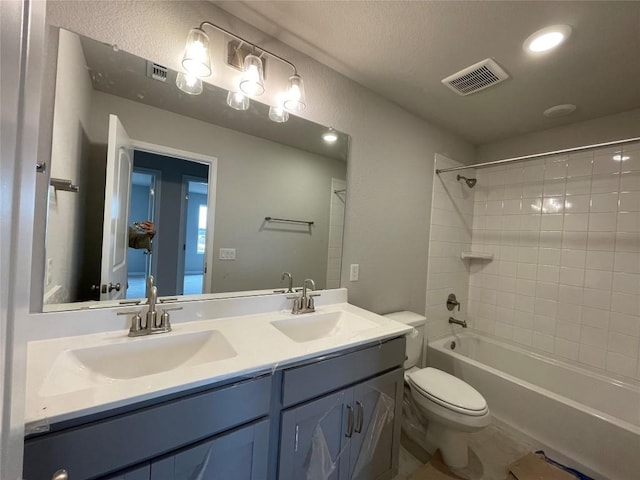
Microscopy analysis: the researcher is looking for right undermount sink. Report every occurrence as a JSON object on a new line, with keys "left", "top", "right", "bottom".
{"left": 270, "top": 310, "right": 378, "bottom": 343}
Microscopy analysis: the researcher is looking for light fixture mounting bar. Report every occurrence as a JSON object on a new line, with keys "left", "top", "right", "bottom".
{"left": 199, "top": 21, "right": 297, "bottom": 74}
{"left": 227, "top": 40, "right": 267, "bottom": 72}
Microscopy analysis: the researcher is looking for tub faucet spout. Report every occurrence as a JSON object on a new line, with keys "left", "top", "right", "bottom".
{"left": 448, "top": 316, "right": 467, "bottom": 328}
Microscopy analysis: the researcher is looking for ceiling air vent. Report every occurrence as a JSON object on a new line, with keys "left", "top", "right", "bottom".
{"left": 146, "top": 61, "right": 168, "bottom": 82}
{"left": 442, "top": 58, "right": 509, "bottom": 96}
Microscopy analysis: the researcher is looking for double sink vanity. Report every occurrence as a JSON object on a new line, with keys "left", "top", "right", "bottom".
{"left": 23, "top": 289, "right": 411, "bottom": 480}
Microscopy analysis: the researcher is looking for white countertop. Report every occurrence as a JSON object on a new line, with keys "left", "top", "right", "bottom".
{"left": 25, "top": 302, "right": 412, "bottom": 434}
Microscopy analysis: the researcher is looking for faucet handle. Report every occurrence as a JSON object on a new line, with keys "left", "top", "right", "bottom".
{"left": 157, "top": 307, "right": 182, "bottom": 332}
{"left": 158, "top": 311, "right": 172, "bottom": 331}
{"left": 161, "top": 306, "right": 182, "bottom": 313}
{"left": 158, "top": 306, "right": 181, "bottom": 330}
{"left": 118, "top": 310, "right": 143, "bottom": 334}
{"left": 306, "top": 296, "right": 316, "bottom": 311}
{"left": 290, "top": 297, "right": 301, "bottom": 314}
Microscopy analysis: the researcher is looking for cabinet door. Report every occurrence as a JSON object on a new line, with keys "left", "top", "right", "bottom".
{"left": 348, "top": 369, "right": 403, "bottom": 480}
{"left": 278, "top": 389, "right": 352, "bottom": 480}
{"left": 150, "top": 419, "right": 269, "bottom": 480}
{"left": 102, "top": 463, "right": 150, "bottom": 480}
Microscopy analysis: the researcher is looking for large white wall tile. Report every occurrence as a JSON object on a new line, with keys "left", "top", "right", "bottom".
{"left": 461, "top": 145, "right": 640, "bottom": 380}
{"left": 426, "top": 156, "right": 474, "bottom": 344}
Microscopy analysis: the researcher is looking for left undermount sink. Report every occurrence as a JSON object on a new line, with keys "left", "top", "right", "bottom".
{"left": 271, "top": 310, "right": 378, "bottom": 343}
{"left": 39, "top": 330, "right": 236, "bottom": 396}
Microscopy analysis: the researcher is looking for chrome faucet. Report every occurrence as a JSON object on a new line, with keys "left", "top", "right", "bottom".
{"left": 281, "top": 272, "right": 294, "bottom": 293}
{"left": 146, "top": 284, "right": 158, "bottom": 332}
{"left": 289, "top": 278, "right": 321, "bottom": 314}
{"left": 118, "top": 275, "right": 181, "bottom": 337}
{"left": 448, "top": 316, "right": 467, "bottom": 328}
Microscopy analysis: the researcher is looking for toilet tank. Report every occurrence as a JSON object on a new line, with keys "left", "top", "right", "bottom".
{"left": 383, "top": 311, "right": 426, "bottom": 369}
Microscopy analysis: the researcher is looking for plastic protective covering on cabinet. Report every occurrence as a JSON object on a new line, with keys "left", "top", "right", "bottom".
{"left": 306, "top": 389, "right": 395, "bottom": 480}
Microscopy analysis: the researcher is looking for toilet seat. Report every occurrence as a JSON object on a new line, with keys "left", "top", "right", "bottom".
{"left": 408, "top": 368, "right": 488, "bottom": 417}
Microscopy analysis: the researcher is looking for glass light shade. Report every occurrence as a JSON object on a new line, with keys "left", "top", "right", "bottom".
{"left": 176, "top": 72, "right": 203, "bottom": 95}
{"left": 182, "top": 28, "right": 212, "bottom": 77}
{"left": 239, "top": 54, "right": 265, "bottom": 96}
{"left": 284, "top": 74, "right": 306, "bottom": 112}
{"left": 268, "top": 105, "right": 289, "bottom": 123}
{"left": 226, "top": 91, "right": 250, "bottom": 111}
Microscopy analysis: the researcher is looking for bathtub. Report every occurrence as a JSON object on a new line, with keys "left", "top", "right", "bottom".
{"left": 428, "top": 332, "right": 640, "bottom": 480}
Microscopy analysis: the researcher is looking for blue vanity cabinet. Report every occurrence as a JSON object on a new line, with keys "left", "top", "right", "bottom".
{"left": 277, "top": 337, "right": 406, "bottom": 480}
{"left": 102, "top": 464, "right": 150, "bottom": 480}
{"left": 347, "top": 370, "right": 403, "bottom": 480}
{"left": 278, "top": 369, "right": 403, "bottom": 480}
{"left": 23, "top": 375, "right": 272, "bottom": 480}
{"left": 24, "top": 336, "right": 406, "bottom": 480}
{"left": 278, "top": 389, "right": 351, "bottom": 480}
{"left": 149, "top": 419, "right": 270, "bottom": 480}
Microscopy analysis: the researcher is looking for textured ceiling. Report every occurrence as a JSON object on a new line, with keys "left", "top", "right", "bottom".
{"left": 214, "top": 1, "right": 640, "bottom": 145}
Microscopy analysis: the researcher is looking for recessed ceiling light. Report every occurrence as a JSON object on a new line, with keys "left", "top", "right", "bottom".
{"left": 543, "top": 104, "right": 576, "bottom": 118}
{"left": 524, "top": 25, "right": 572, "bottom": 53}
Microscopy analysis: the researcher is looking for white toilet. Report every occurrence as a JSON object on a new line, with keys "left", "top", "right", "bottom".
{"left": 384, "top": 311, "right": 490, "bottom": 468}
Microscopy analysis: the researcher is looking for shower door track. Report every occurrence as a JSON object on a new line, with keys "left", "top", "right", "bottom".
{"left": 435, "top": 136, "right": 640, "bottom": 174}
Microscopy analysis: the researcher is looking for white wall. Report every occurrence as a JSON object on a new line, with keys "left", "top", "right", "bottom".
{"left": 477, "top": 108, "right": 640, "bottom": 163}
{"left": 87, "top": 91, "right": 347, "bottom": 293}
{"left": 469, "top": 142, "right": 640, "bottom": 380}
{"left": 2, "top": 0, "right": 48, "bottom": 476}
{"left": 45, "top": 28, "right": 93, "bottom": 303}
{"left": 45, "top": 0, "right": 475, "bottom": 316}
{"left": 0, "top": 3, "right": 26, "bottom": 476}
{"left": 426, "top": 155, "right": 475, "bottom": 341}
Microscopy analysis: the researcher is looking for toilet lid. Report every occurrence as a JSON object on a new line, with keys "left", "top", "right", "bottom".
{"left": 408, "top": 368, "right": 488, "bottom": 416}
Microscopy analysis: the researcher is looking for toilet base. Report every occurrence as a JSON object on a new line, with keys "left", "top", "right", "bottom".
{"left": 427, "top": 422, "right": 469, "bottom": 468}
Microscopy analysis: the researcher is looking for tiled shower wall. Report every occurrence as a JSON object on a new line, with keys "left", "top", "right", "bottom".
{"left": 468, "top": 141, "right": 640, "bottom": 380}
{"left": 425, "top": 154, "right": 475, "bottom": 342}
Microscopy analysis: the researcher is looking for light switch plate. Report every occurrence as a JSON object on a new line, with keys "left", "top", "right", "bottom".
{"left": 350, "top": 264, "right": 359, "bottom": 281}
{"left": 219, "top": 248, "right": 236, "bottom": 260}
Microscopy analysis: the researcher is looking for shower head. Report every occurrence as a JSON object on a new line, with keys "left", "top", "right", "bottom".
{"left": 457, "top": 174, "right": 477, "bottom": 188}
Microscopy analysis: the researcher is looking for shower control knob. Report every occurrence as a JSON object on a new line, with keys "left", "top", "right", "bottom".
{"left": 446, "top": 293, "right": 461, "bottom": 311}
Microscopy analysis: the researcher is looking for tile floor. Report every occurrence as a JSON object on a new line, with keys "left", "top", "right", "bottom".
{"left": 393, "top": 423, "right": 537, "bottom": 480}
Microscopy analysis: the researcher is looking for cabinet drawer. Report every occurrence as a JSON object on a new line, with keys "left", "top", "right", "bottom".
{"left": 24, "top": 375, "right": 272, "bottom": 480}
{"left": 281, "top": 337, "right": 405, "bottom": 408}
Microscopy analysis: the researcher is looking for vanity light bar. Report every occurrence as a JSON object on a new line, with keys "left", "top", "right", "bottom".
{"left": 180, "top": 20, "right": 306, "bottom": 117}
{"left": 194, "top": 21, "right": 298, "bottom": 78}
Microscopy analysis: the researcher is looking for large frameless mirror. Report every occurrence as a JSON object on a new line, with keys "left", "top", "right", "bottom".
{"left": 41, "top": 28, "right": 349, "bottom": 312}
